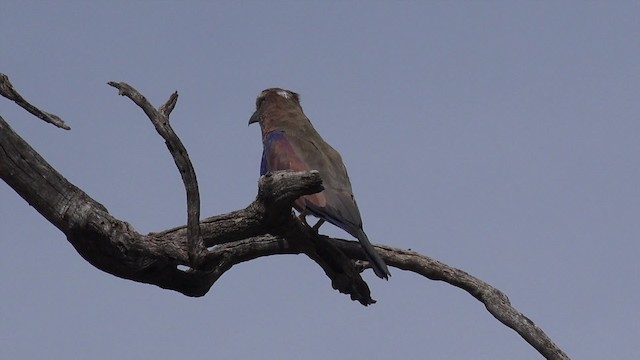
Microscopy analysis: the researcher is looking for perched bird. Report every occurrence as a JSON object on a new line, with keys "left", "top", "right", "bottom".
{"left": 249, "top": 88, "right": 390, "bottom": 279}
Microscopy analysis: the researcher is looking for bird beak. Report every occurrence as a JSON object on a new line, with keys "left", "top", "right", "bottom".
{"left": 248, "top": 111, "right": 260, "bottom": 125}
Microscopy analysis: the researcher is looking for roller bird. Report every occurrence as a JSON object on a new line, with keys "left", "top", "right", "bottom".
{"left": 249, "top": 88, "right": 390, "bottom": 279}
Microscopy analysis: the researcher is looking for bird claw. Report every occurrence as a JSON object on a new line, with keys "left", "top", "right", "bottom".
{"left": 296, "top": 211, "right": 325, "bottom": 235}
{"left": 312, "top": 219, "right": 325, "bottom": 232}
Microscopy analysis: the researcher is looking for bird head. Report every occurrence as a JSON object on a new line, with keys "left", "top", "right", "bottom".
{"left": 249, "top": 88, "right": 310, "bottom": 135}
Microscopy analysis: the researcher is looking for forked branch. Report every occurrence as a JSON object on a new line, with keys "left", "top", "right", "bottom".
{"left": 108, "top": 81, "right": 206, "bottom": 268}
{"left": 0, "top": 74, "right": 570, "bottom": 360}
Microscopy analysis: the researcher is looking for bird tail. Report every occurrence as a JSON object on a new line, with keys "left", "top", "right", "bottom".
{"left": 356, "top": 229, "right": 391, "bottom": 280}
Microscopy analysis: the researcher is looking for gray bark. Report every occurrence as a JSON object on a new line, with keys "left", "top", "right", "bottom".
{"left": 0, "top": 73, "right": 570, "bottom": 360}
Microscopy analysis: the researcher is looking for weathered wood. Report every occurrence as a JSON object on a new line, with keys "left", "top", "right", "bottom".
{"left": 108, "top": 82, "right": 205, "bottom": 268}
{"left": 0, "top": 73, "right": 69, "bottom": 129}
{"left": 0, "top": 75, "right": 570, "bottom": 359}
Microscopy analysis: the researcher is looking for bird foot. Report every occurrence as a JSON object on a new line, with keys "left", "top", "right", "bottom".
{"left": 297, "top": 211, "right": 325, "bottom": 235}
{"left": 297, "top": 212, "right": 308, "bottom": 225}
{"left": 312, "top": 219, "right": 325, "bottom": 232}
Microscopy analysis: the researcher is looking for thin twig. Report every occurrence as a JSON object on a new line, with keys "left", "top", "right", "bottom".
{"left": 159, "top": 91, "right": 178, "bottom": 116}
{"left": 0, "top": 73, "right": 70, "bottom": 129}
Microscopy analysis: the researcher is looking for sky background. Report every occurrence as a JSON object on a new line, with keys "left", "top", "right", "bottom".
{"left": 1, "top": 2, "right": 639, "bottom": 359}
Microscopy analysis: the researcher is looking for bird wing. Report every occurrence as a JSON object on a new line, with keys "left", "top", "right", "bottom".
{"left": 261, "top": 130, "right": 363, "bottom": 236}
{"left": 261, "top": 130, "right": 327, "bottom": 208}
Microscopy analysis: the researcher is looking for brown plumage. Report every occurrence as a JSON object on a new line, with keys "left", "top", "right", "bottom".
{"left": 249, "top": 88, "right": 390, "bottom": 279}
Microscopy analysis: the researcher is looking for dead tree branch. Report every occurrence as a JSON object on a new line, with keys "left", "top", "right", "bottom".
{"left": 107, "top": 81, "right": 205, "bottom": 268}
{"left": 0, "top": 74, "right": 570, "bottom": 360}
{"left": 0, "top": 73, "right": 70, "bottom": 129}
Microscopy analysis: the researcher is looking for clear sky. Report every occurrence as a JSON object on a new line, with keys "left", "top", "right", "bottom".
{"left": 1, "top": 2, "right": 639, "bottom": 359}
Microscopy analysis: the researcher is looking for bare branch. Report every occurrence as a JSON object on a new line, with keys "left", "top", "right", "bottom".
{"left": 0, "top": 73, "right": 70, "bottom": 130}
{"left": 108, "top": 81, "right": 206, "bottom": 268}
{"left": 160, "top": 91, "right": 178, "bottom": 116}
{"left": 0, "top": 77, "right": 570, "bottom": 359}
{"left": 332, "top": 240, "right": 570, "bottom": 359}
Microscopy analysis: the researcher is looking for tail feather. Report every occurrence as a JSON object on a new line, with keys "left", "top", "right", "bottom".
{"left": 356, "top": 229, "right": 390, "bottom": 280}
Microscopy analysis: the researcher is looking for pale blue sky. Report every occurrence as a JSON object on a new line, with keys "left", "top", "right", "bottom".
{"left": 2, "top": 2, "right": 639, "bottom": 359}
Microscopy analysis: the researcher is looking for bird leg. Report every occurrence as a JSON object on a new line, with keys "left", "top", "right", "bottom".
{"left": 297, "top": 210, "right": 311, "bottom": 227}
{"left": 296, "top": 210, "right": 325, "bottom": 234}
{"left": 312, "top": 219, "right": 325, "bottom": 232}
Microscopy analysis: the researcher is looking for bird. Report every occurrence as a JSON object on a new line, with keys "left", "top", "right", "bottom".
{"left": 249, "top": 88, "right": 390, "bottom": 279}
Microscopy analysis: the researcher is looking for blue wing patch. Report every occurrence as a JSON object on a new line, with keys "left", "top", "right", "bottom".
{"left": 260, "top": 130, "right": 286, "bottom": 175}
